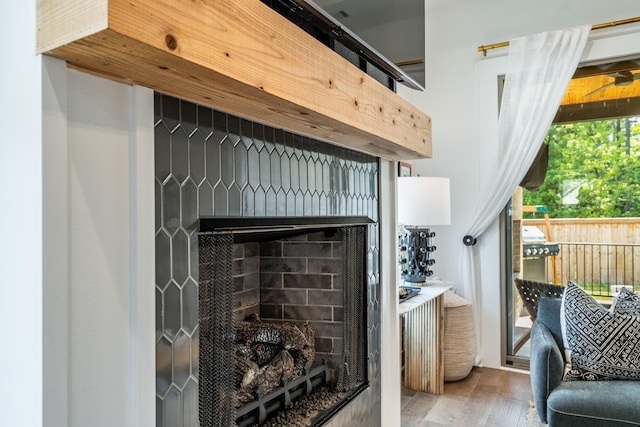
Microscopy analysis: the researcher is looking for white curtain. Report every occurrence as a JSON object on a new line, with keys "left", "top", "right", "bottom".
{"left": 458, "top": 25, "right": 590, "bottom": 362}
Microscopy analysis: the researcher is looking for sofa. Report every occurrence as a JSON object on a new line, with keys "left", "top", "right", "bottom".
{"left": 530, "top": 296, "right": 640, "bottom": 426}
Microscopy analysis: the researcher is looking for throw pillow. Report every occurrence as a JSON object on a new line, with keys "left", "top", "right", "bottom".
{"left": 610, "top": 286, "right": 640, "bottom": 316}
{"left": 561, "top": 282, "right": 640, "bottom": 381}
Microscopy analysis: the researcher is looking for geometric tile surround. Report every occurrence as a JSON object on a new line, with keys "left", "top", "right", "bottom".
{"left": 154, "top": 93, "right": 381, "bottom": 426}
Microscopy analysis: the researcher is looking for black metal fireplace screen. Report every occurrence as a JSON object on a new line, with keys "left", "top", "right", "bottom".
{"left": 199, "top": 232, "right": 236, "bottom": 426}
{"left": 198, "top": 218, "right": 369, "bottom": 427}
{"left": 336, "top": 226, "right": 367, "bottom": 392}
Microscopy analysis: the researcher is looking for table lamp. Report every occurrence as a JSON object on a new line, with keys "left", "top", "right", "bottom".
{"left": 397, "top": 177, "right": 451, "bottom": 283}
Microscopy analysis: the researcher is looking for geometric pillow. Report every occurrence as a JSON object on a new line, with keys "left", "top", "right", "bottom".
{"left": 610, "top": 286, "right": 640, "bottom": 316}
{"left": 561, "top": 281, "right": 640, "bottom": 381}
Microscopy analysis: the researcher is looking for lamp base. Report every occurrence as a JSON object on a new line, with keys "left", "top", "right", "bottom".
{"left": 399, "top": 227, "right": 436, "bottom": 283}
{"left": 403, "top": 274, "right": 430, "bottom": 284}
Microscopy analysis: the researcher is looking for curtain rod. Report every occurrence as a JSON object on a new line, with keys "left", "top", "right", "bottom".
{"left": 477, "top": 16, "right": 640, "bottom": 56}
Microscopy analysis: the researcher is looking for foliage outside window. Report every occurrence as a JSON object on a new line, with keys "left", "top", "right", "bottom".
{"left": 523, "top": 117, "right": 640, "bottom": 218}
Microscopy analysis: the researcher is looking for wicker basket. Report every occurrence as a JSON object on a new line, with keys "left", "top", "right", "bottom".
{"left": 443, "top": 290, "right": 476, "bottom": 382}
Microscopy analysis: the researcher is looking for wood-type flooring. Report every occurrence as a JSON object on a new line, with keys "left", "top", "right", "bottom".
{"left": 401, "top": 367, "right": 534, "bottom": 427}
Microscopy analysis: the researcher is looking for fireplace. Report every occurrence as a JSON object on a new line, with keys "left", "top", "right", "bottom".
{"left": 154, "top": 94, "right": 381, "bottom": 427}
{"left": 197, "top": 217, "right": 371, "bottom": 426}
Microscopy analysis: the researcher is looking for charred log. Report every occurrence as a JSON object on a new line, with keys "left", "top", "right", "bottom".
{"left": 236, "top": 321, "right": 310, "bottom": 350}
{"left": 234, "top": 321, "right": 316, "bottom": 408}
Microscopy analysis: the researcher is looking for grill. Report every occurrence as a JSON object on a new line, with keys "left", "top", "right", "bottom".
{"left": 523, "top": 243, "right": 560, "bottom": 258}
{"left": 522, "top": 226, "right": 560, "bottom": 282}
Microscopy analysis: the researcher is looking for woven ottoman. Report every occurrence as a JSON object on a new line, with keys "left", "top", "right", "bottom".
{"left": 443, "top": 290, "right": 476, "bottom": 382}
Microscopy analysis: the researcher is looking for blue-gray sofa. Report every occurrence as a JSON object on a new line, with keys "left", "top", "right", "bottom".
{"left": 530, "top": 298, "right": 640, "bottom": 426}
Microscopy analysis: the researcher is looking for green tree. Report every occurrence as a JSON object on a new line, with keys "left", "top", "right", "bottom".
{"left": 523, "top": 117, "right": 640, "bottom": 218}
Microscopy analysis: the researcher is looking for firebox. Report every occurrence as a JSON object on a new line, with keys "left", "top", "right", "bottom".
{"left": 197, "top": 216, "right": 372, "bottom": 426}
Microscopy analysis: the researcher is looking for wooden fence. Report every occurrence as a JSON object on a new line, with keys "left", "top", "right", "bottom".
{"left": 523, "top": 217, "right": 640, "bottom": 244}
{"left": 523, "top": 218, "right": 640, "bottom": 294}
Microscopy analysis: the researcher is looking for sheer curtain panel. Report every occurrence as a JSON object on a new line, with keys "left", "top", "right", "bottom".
{"left": 459, "top": 25, "right": 590, "bottom": 363}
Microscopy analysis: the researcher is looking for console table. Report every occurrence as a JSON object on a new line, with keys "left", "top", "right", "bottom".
{"left": 399, "top": 282, "right": 453, "bottom": 394}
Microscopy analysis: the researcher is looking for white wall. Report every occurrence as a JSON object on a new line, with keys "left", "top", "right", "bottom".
{"left": 4, "top": 5, "right": 155, "bottom": 423}
{"left": 43, "top": 54, "right": 70, "bottom": 427}
{"left": 399, "top": 0, "right": 640, "bottom": 367}
{"left": 358, "top": 15, "right": 425, "bottom": 65}
{"left": 0, "top": 2, "right": 43, "bottom": 426}
{"left": 41, "top": 61, "right": 156, "bottom": 426}
{"left": 379, "top": 160, "right": 401, "bottom": 426}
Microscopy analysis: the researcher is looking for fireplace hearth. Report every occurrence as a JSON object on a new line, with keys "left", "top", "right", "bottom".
{"left": 198, "top": 217, "right": 370, "bottom": 426}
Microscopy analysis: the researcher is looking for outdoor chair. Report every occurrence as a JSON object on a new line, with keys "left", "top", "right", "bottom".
{"left": 513, "top": 278, "right": 565, "bottom": 353}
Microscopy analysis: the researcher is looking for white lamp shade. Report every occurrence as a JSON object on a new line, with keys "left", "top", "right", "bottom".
{"left": 397, "top": 177, "right": 451, "bottom": 226}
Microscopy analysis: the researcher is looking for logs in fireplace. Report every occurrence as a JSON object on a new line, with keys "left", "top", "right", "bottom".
{"left": 235, "top": 319, "right": 316, "bottom": 408}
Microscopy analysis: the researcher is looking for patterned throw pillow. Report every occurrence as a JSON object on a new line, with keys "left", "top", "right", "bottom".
{"left": 561, "top": 282, "right": 640, "bottom": 381}
{"left": 610, "top": 287, "right": 640, "bottom": 316}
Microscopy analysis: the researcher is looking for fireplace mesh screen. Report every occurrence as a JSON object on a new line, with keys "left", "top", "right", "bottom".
{"left": 199, "top": 232, "right": 235, "bottom": 427}
{"left": 336, "top": 226, "right": 368, "bottom": 392}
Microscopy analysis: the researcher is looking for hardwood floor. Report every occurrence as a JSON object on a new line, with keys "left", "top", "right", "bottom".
{"left": 401, "top": 367, "right": 534, "bottom": 427}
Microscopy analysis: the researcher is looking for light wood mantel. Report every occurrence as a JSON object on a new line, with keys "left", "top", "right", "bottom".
{"left": 37, "top": 0, "right": 432, "bottom": 160}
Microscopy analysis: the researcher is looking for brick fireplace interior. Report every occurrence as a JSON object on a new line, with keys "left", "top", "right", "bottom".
{"left": 198, "top": 218, "right": 370, "bottom": 425}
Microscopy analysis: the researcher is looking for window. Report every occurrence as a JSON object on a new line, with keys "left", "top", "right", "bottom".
{"left": 505, "top": 58, "right": 640, "bottom": 369}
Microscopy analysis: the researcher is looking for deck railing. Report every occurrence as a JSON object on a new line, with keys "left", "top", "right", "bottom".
{"left": 546, "top": 242, "right": 640, "bottom": 297}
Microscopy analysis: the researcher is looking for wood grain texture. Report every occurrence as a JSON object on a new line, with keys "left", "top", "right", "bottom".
{"left": 37, "top": 0, "right": 432, "bottom": 160}
{"left": 401, "top": 367, "right": 533, "bottom": 427}
{"left": 403, "top": 294, "right": 444, "bottom": 394}
{"left": 37, "top": 0, "right": 107, "bottom": 52}
{"left": 561, "top": 74, "right": 640, "bottom": 106}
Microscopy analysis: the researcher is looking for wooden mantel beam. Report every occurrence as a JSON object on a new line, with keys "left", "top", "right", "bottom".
{"left": 37, "top": 0, "right": 431, "bottom": 160}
